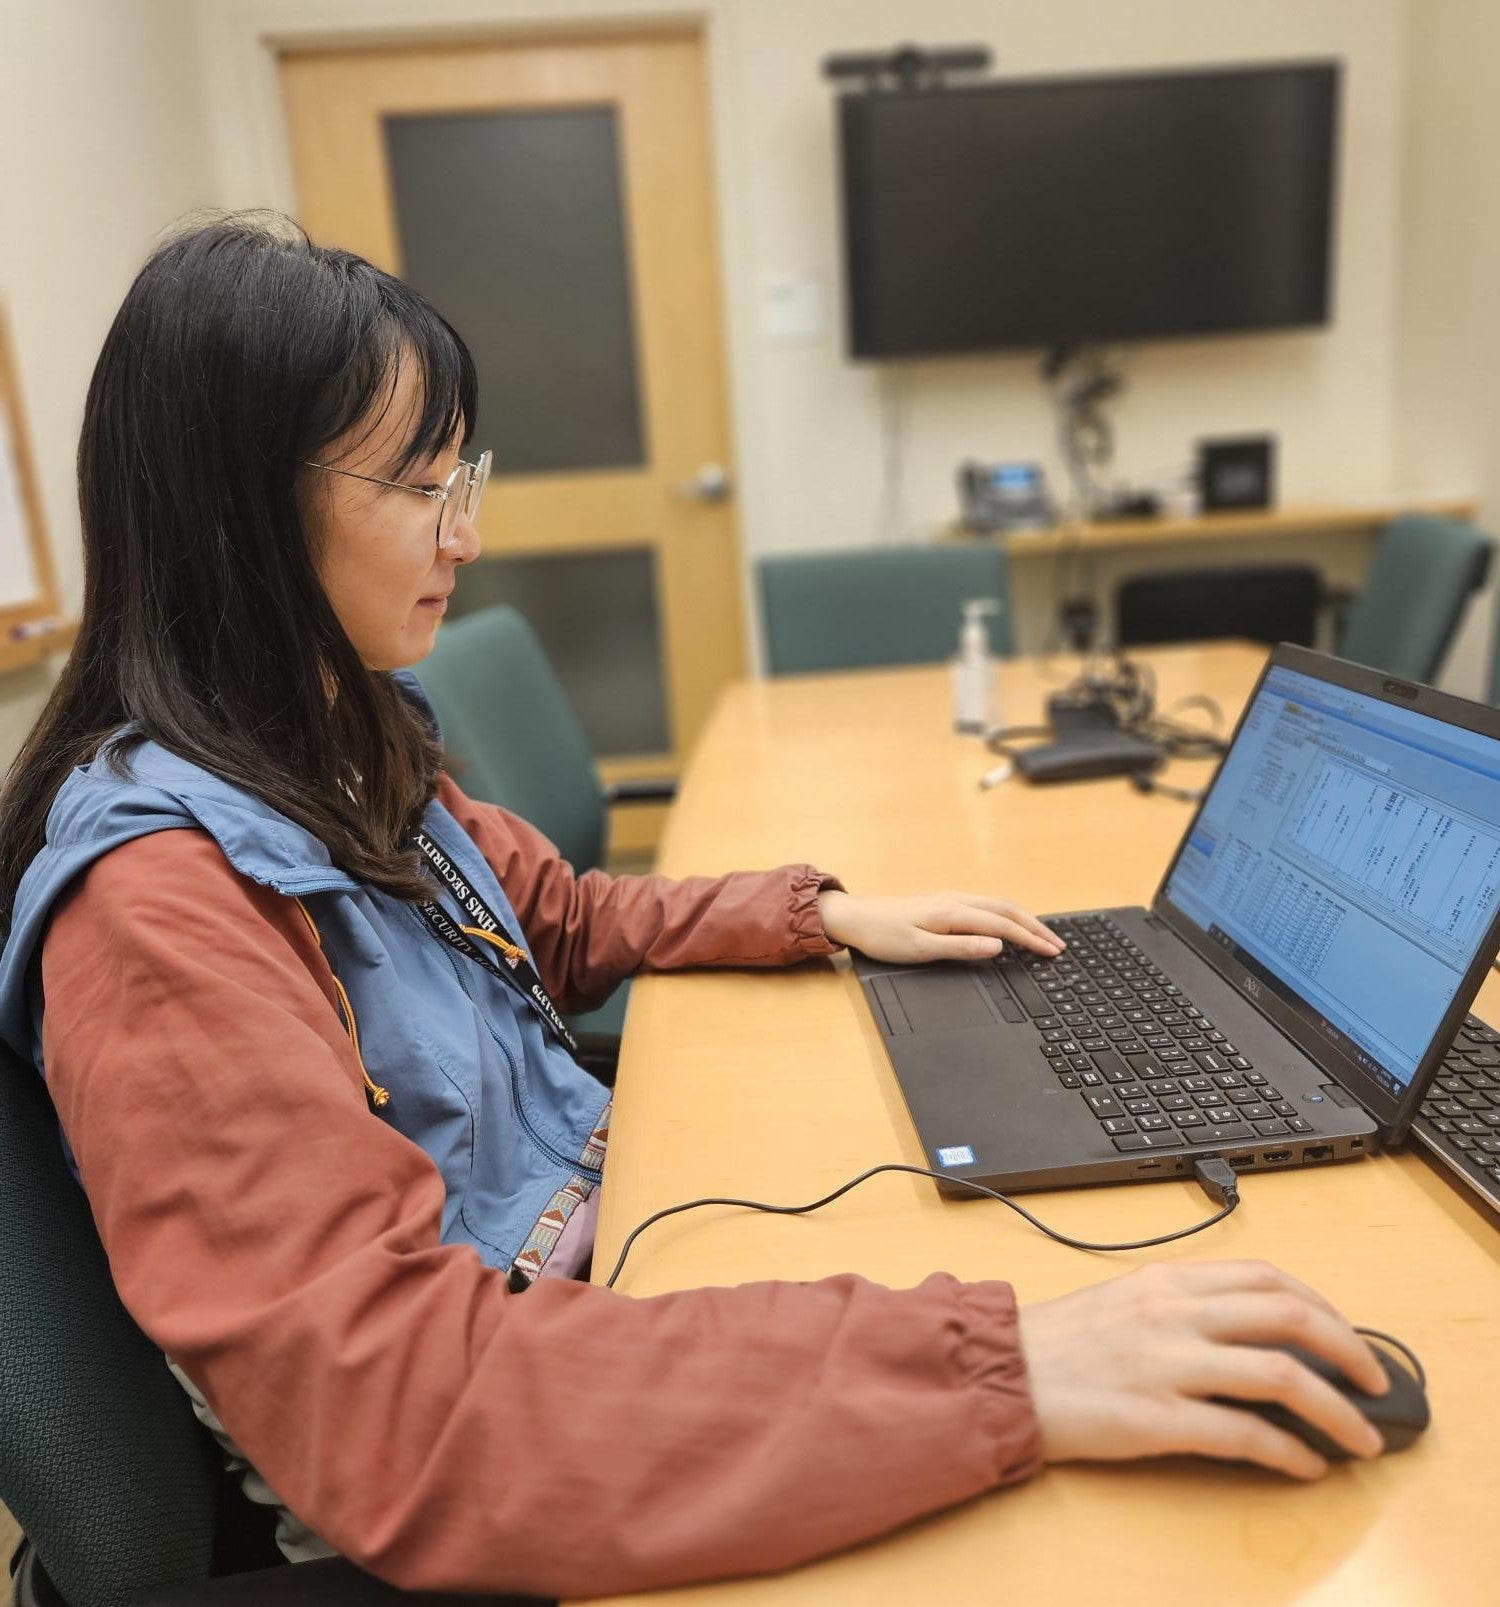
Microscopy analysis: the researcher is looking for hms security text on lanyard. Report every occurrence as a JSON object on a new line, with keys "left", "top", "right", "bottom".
{"left": 411, "top": 830, "right": 580, "bottom": 1057}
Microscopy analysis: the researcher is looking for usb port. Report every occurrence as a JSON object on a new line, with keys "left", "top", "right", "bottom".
{"left": 1226, "top": 1153, "right": 1255, "bottom": 1170}
{"left": 1349, "top": 1138, "right": 1365, "bottom": 1151}
{"left": 1304, "top": 1145, "right": 1333, "bottom": 1162}
{"left": 1263, "top": 1148, "right": 1293, "bottom": 1164}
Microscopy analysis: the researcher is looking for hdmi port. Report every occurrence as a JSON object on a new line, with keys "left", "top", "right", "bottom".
{"left": 1262, "top": 1148, "right": 1293, "bottom": 1163}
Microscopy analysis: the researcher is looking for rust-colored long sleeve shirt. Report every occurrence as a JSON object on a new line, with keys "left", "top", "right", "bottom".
{"left": 39, "top": 776, "right": 1042, "bottom": 1598}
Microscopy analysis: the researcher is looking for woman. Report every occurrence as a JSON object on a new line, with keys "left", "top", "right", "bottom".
{"left": 0, "top": 217, "right": 1388, "bottom": 1599}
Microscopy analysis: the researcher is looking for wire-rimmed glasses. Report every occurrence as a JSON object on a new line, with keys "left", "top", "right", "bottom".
{"left": 303, "top": 449, "right": 492, "bottom": 551}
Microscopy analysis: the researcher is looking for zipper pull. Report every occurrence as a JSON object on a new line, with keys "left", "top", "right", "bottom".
{"left": 462, "top": 924, "right": 528, "bottom": 968}
{"left": 295, "top": 898, "right": 391, "bottom": 1110}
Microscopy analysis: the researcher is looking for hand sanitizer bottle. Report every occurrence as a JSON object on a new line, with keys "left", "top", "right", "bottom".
{"left": 952, "top": 598, "right": 1000, "bottom": 735}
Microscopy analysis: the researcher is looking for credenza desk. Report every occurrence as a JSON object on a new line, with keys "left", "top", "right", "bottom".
{"left": 964, "top": 499, "right": 1478, "bottom": 558}
{"left": 590, "top": 643, "right": 1500, "bottom": 1607}
{"left": 943, "top": 498, "right": 1478, "bottom": 655}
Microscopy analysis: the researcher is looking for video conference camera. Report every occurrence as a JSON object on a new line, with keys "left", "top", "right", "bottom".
{"left": 820, "top": 44, "right": 992, "bottom": 93}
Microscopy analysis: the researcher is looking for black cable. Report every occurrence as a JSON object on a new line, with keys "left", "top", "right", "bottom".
{"left": 1050, "top": 346, "right": 1122, "bottom": 516}
{"left": 1161, "top": 691, "right": 1225, "bottom": 729}
{"left": 596, "top": 1167, "right": 1428, "bottom": 1387}
{"left": 1355, "top": 1325, "right": 1426, "bottom": 1388}
{"left": 601, "top": 1158, "right": 1241, "bottom": 1291}
{"left": 1130, "top": 772, "right": 1207, "bottom": 804}
{"left": 982, "top": 722, "right": 1054, "bottom": 761}
{"left": 982, "top": 652, "right": 1227, "bottom": 787}
{"left": 1146, "top": 690, "right": 1230, "bottom": 762}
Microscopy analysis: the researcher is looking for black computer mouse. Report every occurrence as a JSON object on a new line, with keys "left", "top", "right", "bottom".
{"left": 1216, "top": 1338, "right": 1431, "bottom": 1461}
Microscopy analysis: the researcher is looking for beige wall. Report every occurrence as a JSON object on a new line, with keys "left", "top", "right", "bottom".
{"left": 2, "top": 0, "right": 1492, "bottom": 769}
{"left": 198, "top": 0, "right": 1411, "bottom": 656}
{"left": 0, "top": 0, "right": 218, "bottom": 757}
{"left": 729, "top": 0, "right": 1406, "bottom": 560}
{"left": 1394, "top": 0, "right": 1500, "bottom": 696}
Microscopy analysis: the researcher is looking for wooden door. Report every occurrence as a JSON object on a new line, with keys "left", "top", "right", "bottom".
{"left": 279, "top": 29, "right": 744, "bottom": 859}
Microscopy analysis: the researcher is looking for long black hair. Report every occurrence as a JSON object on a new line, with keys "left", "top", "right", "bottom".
{"left": 0, "top": 212, "right": 479, "bottom": 924}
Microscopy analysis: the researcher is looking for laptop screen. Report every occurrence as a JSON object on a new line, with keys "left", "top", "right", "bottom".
{"left": 1163, "top": 662, "right": 1500, "bottom": 1098}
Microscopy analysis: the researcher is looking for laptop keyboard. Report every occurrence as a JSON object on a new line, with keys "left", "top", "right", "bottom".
{"left": 1414, "top": 1014, "right": 1500, "bottom": 1203}
{"left": 991, "top": 913, "right": 1315, "bottom": 1155}
{"left": 988, "top": 911, "right": 1500, "bottom": 1201}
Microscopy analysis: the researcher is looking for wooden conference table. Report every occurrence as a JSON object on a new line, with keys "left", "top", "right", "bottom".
{"left": 590, "top": 642, "right": 1500, "bottom": 1607}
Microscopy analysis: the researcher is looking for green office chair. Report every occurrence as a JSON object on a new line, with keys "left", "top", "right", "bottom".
{"left": 1488, "top": 580, "right": 1500, "bottom": 708}
{"left": 1336, "top": 514, "right": 1492, "bottom": 683}
{"left": 413, "top": 606, "right": 674, "bottom": 1076}
{"left": 1115, "top": 564, "right": 1321, "bottom": 649}
{"left": 757, "top": 545, "right": 1013, "bottom": 675}
{"left": 0, "top": 1042, "right": 538, "bottom": 1607}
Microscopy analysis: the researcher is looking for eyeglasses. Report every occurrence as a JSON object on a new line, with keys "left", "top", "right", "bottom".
{"left": 302, "top": 450, "right": 492, "bottom": 551}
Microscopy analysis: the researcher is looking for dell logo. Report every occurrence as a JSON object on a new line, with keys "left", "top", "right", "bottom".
{"left": 1244, "top": 976, "right": 1261, "bottom": 998}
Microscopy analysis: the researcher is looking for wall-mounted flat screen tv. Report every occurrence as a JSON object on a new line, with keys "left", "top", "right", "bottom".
{"left": 838, "top": 60, "right": 1341, "bottom": 358}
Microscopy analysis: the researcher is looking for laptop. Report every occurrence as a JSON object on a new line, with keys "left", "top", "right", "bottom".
{"left": 1411, "top": 1012, "right": 1500, "bottom": 1213}
{"left": 855, "top": 644, "right": 1500, "bottom": 1195}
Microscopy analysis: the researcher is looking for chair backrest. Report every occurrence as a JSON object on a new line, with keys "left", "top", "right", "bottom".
{"left": 757, "top": 544, "right": 1013, "bottom": 676}
{"left": 1115, "top": 564, "right": 1321, "bottom": 650}
{"left": 1489, "top": 581, "right": 1500, "bottom": 708}
{"left": 1339, "top": 514, "right": 1493, "bottom": 683}
{"left": 413, "top": 606, "right": 607, "bottom": 872}
{"left": 0, "top": 1045, "right": 218, "bottom": 1606}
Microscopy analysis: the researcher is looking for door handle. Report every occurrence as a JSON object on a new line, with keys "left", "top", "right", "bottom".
{"left": 674, "top": 462, "right": 732, "bottom": 503}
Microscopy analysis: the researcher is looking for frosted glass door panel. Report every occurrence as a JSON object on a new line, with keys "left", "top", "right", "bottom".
{"left": 386, "top": 106, "right": 647, "bottom": 475}
{"left": 451, "top": 549, "right": 669, "bottom": 756}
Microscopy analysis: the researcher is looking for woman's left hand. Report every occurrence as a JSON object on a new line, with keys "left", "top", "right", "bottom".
{"left": 817, "top": 889, "right": 1064, "bottom": 965}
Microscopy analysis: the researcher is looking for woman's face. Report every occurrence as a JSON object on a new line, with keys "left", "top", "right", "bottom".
{"left": 306, "top": 360, "right": 480, "bottom": 671}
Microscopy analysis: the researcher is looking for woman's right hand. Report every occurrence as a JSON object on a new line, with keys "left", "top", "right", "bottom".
{"left": 1017, "top": 1259, "right": 1391, "bottom": 1479}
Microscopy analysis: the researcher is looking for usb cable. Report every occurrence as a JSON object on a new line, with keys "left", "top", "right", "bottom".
{"left": 594, "top": 1156, "right": 1242, "bottom": 1291}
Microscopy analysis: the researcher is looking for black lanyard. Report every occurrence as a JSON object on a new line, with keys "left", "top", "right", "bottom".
{"left": 411, "top": 829, "right": 580, "bottom": 1056}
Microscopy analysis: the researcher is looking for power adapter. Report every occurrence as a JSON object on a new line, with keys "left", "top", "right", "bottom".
{"left": 1047, "top": 690, "right": 1120, "bottom": 734}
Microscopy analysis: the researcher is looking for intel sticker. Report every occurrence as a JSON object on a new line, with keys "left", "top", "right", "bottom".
{"left": 936, "top": 1145, "right": 975, "bottom": 1168}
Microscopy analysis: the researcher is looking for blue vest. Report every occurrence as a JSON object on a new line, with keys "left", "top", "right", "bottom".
{"left": 0, "top": 676, "right": 610, "bottom": 1273}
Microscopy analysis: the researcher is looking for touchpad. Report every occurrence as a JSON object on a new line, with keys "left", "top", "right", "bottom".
{"left": 891, "top": 970, "right": 991, "bottom": 1034}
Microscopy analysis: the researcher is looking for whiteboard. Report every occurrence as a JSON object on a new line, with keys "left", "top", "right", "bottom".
{"left": 0, "top": 390, "right": 41, "bottom": 610}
